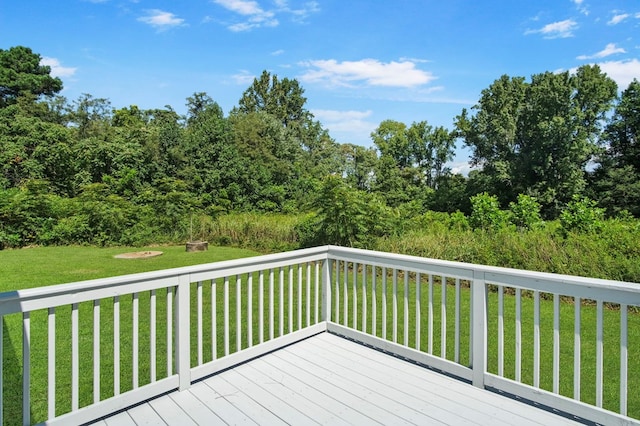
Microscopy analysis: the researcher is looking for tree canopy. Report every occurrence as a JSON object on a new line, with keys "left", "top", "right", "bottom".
{"left": 1, "top": 45, "right": 639, "bottom": 248}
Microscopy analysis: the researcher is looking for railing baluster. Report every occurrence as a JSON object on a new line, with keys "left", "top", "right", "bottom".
{"left": 224, "top": 276, "right": 229, "bottom": 356}
{"left": 428, "top": 274, "right": 433, "bottom": 355}
{"left": 114, "top": 296, "right": 120, "bottom": 394}
{"left": 298, "top": 264, "right": 303, "bottom": 330}
{"left": 392, "top": 269, "right": 398, "bottom": 343}
{"left": 150, "top": 290, "right": 156, "bottom": 382}
{"left": 362, "top": 264, "right": 367, "bottom": 333}
{"left": 620, "top": 303, "right": 628, "bottom": 416}
{"left": 71, "top": 304, "right": 79, "bottom": 411}
{"left": 197, "top": 282, "right": 203, "bottom": 365}
{"left": 71, "top": 303, "right": 81, "bottom": 411}
{"left": 498, "top": 285, "right": 504, "bottom": 376}
{"left": 404, "top": 271, "right": 409, "bottom": 346}
{"left": 23, "top": 311, "right": 31, "bottom": 424}
{"left": 382, "top": 267, "right": 387, "bottom": 340}
{"left": 47, "top": 307, "right": 55, "bottom": 419}
{"left": 553, "top": 293, "right": 560, "bottom": 394}
{"left": 336, "top": 261, "right": 349, "bottom": 326}
{"left": 415, "top": 273, "right": 421, "bottom": 351}
{"left": 372, "top": 266, "right": 377, "bottom": 336}
{"left": 258, "top": 270, "right": 264, "bottom": 343}
{"left": 534, "top": 290, "right": 540, "bottom": 388}
{"left": 454, "top": 278, "right": 460, "bottom": 363}
{"left": 248, "top": 274, "right": 253, "bottom": 348}
{"left": 279, "top": 267, "right": 284, "bottom": 337}
{"left": 596, "top": 300, "right": 603, "bottom": 407}
{"left": 269, "top": 269, "right": 274, "bottom": 340}
{"left": 93, "top": 299, "right": 100, "bottom": 403}
{"left": 166, "top": 289, "right": 172, "bottom": 376}
{"left": 441, "top": 276, "right": 447, "bottom": 359}
{"left": 314, "top": 262, "right": 319, "bottom": 324}
{"left": 212, "top": 281, "right": 217, "bottom": 360}
{"left": 288, "top": 266, "right": 293, "bottom": 333}
{"left": 132, "top": 292, "right": 139, "bottom": 389}
{"left": 353, "top": 263, "right": 358, "bottom": 330}
{"left": 573, "top": 296, "right": 581, "bottom": 401}
{"left": 343, "top": 261, "right": 347, "bottom": 326}
{"left": 259, "top": 271, "right": 264, "bottom": 344}
{"left": 306, "top": 263, "right": 311, "bottom": 327}
{"left": 515, "top": 288, "right": 522, "bottom": 382}
{"left": 236, "top": 274, "right": 242, "bottom": 351}
{"left": 335, "top": 261, "right": 340, "bottom": 323}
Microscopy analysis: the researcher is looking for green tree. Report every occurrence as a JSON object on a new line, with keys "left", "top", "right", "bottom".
{"left": 0, "top": 46, "right": 63, "bottom": 107}
{"left": 593, "top": 79, "right": 640, "bottom": 216}
{"left": 457, "top": 65, "right": 617, "bottom": 216}
{"left": 406, "top": 121, "right": 456, "bottom": 189}
{"left": 236, "top": 70, "right": 309, "bottom": 128}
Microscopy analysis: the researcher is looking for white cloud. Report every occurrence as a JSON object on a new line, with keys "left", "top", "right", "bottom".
{"left": 608, "top": 13, "right": 630, "bottom": 25}
{"left": 449, "top": 161, "right": 475, "bottom": 177}
{"left": 271, "top": 49, "right": 285, "bottom": 56}
{"left": 597, "top": 59, "right": 640, "bottom": 90}
{"left": 577, "top": 43, "right": 626, "bottom": 60}
{"left": 299, "top": 59, "right": 436, "bottom": 88}
{"left": 571, "top": 0, "right": 589, "bottom": 15}
{"left": 138, "top": 9, "right": 185, "bottom": 30}
{"left": 231, "top": 70, "right": 255, "bottom": 85}
{"left": 214, "top": 0, "right": 263, "bottom": 15}
{"left": 525, "top": 19, "right": 578, "bottom": 38}
{"left": 212, "top": 0, "right": 319, "bottom": 31}
{"left": 311, "top": 109, "right": 377, "bottom": 144}
{"left": 40, "top": 57, "right": 77, "bottom": 78}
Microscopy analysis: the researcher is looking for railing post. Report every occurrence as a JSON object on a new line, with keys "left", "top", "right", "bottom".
{"left": 175, "top": 274, "right": 191, "bottom": 391}
{"left": 472, "top": 269, "right": 487, "bottom": 388}
{"left": 321, "top": 256, "right": 332, "bottom": 322}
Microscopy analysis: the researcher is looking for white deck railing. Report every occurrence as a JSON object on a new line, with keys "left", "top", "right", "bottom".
{"left": 1, "top": 246, "right": 639, "bottom": 425}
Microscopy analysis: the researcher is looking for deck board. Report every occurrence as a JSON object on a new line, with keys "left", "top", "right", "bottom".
{"left": 96, "top": 332, "right": 581, "bottom": 425}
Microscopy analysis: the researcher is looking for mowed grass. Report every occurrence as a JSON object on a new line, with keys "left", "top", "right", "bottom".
{"left": 0, "top": 245, "right": 261, "bottom": 291}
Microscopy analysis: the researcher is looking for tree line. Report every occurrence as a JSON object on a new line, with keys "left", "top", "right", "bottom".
{"left": 0, "top": 45, "right": 638, "bottom": 248}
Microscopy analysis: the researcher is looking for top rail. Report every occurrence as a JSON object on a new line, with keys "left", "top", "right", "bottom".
{"left": 0, "top": 246, "right": 327, "bottom": 315}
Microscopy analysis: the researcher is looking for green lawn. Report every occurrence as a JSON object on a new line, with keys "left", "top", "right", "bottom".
{"left": 0, "top": 245, "right": 261, "bottom": 291}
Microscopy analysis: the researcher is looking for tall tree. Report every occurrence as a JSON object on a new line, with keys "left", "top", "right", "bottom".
{"left": 236, "top": 70, "right": 308, "bottom": 128}
{"left": 0, "top": 46, "right": 63, "bottom": 107}
{"left": 457, "top": 65, "right": 617, "bottom": 215}
{"left": 592, "top": 79, "right": 640, "bottom": 215}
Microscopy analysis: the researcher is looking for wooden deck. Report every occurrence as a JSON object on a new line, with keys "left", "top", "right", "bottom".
{"left": 91, "top": 332, "right": 582, "bottom": 426}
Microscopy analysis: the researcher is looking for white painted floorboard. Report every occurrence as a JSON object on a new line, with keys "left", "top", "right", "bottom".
{"left": 92, "top": 332, "right": 582, "bottom": 425}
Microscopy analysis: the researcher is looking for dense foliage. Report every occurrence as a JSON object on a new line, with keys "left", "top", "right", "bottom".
{"left": 1, "top": 46, "right": 639, "bottom": 266}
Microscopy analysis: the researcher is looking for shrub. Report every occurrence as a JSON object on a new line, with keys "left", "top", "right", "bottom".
{"left": 508, "top": 194, "right": 543, "bottom": 230}
{"left": 469, "top": 192, "right": 508, "bottom": 230}
{"left": 559, "top": 195, "right": 605, "bottom": 235}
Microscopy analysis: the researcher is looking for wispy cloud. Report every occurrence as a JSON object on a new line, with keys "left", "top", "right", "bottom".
{"left": 138, "top": 9, "right": 185, "bottom": 30}
{"left": 311, "top": 109, "right": 377, "bottom": 145}
{"left": 299, "top": 59, "right": 436, "bottom": 88}
{"left": 525, "top": 19, "right": 578, "bottom": 38}
{"left": 608, "top": 13, "right": 630, "bottom": 25}
{"left": 571, "top": 0, "right": 589, "bottom": 16}
{"left": 231, "top": 70, "right": 255, "bottom": 85}
{"left": 212, "top": 0, "right": 319, "bottom": 31}
{"left": 577, "top": 43, "right": 626, "bottom": 60}
{"left": 311, "top": 109, "right": 375, "bottom": 132}
{"left": 40, "top": 57, "right": 77, "bottom": 78}
{"left": 271, "top": 49, "right": 285, "bottom": 56}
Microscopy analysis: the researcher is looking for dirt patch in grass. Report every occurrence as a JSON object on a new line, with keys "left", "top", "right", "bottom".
{"left": 114, "top": 251, "right": 163, "bottom": 259}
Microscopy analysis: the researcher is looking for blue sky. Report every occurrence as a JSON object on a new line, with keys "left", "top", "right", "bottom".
{"left": 2, "top": 0, "right": 640, "bottom": 172}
